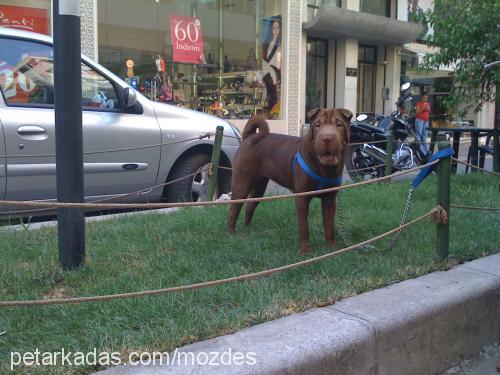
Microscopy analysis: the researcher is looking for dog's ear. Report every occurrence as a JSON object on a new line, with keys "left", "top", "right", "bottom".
{"left": 338, "top": 108, "right": 353, "bottom": 122}
{"left": 336, "top": 108, "right": 352, "bottom": 144}
{"left": 307, "top": 108, "right": 322, "bottom": 124}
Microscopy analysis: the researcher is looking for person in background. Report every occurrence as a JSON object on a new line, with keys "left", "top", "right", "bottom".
{"left": 415, "top": 93, "right": 431, "bottom": 158}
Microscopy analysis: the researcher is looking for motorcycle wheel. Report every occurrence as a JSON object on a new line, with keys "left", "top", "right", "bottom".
{"left": 345, "top": 144, "right": 386, "bottom": 181}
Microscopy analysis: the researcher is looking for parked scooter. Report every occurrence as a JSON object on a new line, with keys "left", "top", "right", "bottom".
{"left": 347, "top": 82, "right": 430, "bottom": 180}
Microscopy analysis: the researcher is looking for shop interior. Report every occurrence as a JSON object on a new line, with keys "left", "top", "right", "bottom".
{"left": 98, "top": 0, "right": 283, "bottom": 120}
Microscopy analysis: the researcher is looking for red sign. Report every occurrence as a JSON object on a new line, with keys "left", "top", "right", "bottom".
{"left": 169, "top": 15, "right": 205, "bottom": 64}
{"left": 0, "top": 5, "right": 49, "bottom": 35}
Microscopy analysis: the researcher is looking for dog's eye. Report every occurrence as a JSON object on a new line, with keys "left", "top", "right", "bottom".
{"left": 314, "top": 123, "right": 320, "bottom": 128}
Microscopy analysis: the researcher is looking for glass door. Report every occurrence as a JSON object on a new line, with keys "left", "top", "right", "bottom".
{"left": 357, "top": 45, "right": 377, "bottom": 114}
{"left": 306, "top": 38, "right": 328, "bottom": 116}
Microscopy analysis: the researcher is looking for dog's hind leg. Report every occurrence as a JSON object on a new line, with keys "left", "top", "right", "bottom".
{"left": 228, "top": 177, "right": 254, "bottom": 234}
{"left": 244, "top": 177, "right": 269, "bottom": 228}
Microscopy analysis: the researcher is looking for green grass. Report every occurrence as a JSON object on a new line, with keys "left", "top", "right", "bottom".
{"left": 0, "top": 174, "right": 498, "bottom": 374}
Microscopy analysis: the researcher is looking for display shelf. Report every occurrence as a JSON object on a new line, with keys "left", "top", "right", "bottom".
{"left": 172, "top": 81, "right": 218, "bottom": 87}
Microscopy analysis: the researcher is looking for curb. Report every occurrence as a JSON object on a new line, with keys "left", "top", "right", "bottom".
{"left": 96, "top": 253, "right": 500, "bottom": 375}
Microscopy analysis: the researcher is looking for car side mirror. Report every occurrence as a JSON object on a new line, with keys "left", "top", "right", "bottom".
{"left": 122, "top": 87, "right": 137, "bottom": 108}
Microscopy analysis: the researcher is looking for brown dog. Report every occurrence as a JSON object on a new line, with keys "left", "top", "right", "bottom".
{"left": 228, "top": 108, "right": 352, "bottom": 254}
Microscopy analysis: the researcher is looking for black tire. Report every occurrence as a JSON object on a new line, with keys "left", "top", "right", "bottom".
{"left": 345, "top": 144, "right": 385, "bottom": 180}
{"left": 165, "top": 153, "right": 231, "bottom": 202}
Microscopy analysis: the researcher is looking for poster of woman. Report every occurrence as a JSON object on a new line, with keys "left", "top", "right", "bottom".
{"left": 262, "top": 15, "right": 282, "bottom": 119}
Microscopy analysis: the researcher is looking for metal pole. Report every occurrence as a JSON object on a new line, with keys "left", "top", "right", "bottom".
{"left": 470, "top": 131, "right": 479, "bottom": 173}
{"left": 53, "top": 0, "right": 85, "bottom": 269}
{"left": 493, "top": 128, "right": 499, "bottom": 173}
{"left": 436, "top": 141, "right": 451, "bottom": 260}
{"left": 385, "top": 133, "right": 394, "bottom": 177}
{"left": 207, "top": 126, "right": 224, "bottom": 201}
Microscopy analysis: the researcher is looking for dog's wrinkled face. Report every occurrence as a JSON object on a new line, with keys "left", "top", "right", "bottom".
{"left": 307, "top": 108, "right": 352, "bottom": 166}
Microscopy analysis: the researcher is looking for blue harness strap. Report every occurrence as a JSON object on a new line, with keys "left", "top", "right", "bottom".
{"left": 411, "top": 147, "right": 454, "bottom": 189}
{"left": 292, "top": 152, "right": 342, "bottom": 190}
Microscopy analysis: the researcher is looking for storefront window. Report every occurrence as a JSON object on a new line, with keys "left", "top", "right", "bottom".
{"left": 360, "top": 0, "right": 390, "bottom": 17}
{"left": 0, "top": 0, "right": 51, "bottom": 35}
{"left": 306, "top": 38, "right": 327, "bottom": 115}
{"left": 98, "top": 0, "right": 283, "bottom": 120}
{"left": 357, "top": 45, "right": 377, "bottom": 114}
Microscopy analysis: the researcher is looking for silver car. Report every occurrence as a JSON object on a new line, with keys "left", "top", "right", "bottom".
{"left": 0, "top": 28, "right": 240, "bottom": 216}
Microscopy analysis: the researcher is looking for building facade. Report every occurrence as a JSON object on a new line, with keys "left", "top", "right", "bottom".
{"left": 0, "top": 0, "right": 494, "bottom": 134}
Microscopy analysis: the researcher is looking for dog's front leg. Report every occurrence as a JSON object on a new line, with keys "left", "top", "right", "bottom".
{"left": 295, "top": 196, "right": 313, "bottom": 255}
{"left": 321, "top": 194, "right": 337, "bottom": 249}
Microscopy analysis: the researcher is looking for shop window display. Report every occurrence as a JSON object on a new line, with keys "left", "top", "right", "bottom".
{"left": 98, "top": 0, "right": 283, "bottom": 120}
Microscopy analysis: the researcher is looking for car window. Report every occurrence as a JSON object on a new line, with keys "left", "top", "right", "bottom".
{"left": 0, "top": 38, "right": 54, "bottom": 106}
{"left": 0, "top": 37, "right": 120, "bottom": 110}
{"left": 81, "top": 63, "right": 120, "bottom": 110}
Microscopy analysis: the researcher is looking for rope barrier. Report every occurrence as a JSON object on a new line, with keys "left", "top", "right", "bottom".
{"left": 450, "top": 204, "right": 500, "bottom": 211}
{"left": 222, "top": 134, "right": 242, "bottom": 140}
{"left": 451, "top": 158, "right": 500, "bottom": 176}
{"left": 220, "top": 164, "right": 391, "bottom": 175}
{"left": 0, "top": 161, "right": 438, "bottom": 210}
{"left": 1, "top": 161, "right": 399, "bottom": 217}
{"left": 0, "top": 207, "right": 439, "bottom": 307}
{"left": 346, "top": 163, "right": 387, "bottom": 174}
{"left": 0, "top": 169, "right": 209, "bottom": 216}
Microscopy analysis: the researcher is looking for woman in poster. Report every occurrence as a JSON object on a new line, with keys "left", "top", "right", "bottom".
{"left": 262, "top": 16, "right": 282, "bottom": 119}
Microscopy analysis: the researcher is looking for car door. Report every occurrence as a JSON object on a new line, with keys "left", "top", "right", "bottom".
{"left": 0, "top": 119, "right": 5, "bottom": 200}
{"left": 0, "top": 36, "right": 161, "bottom": 203}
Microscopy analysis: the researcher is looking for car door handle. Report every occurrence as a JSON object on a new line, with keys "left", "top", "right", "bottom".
{"left": 17, "top": 125, "right": 48, "bottom": 140}
{"left": 122, "top": 163, "right": 148, "bottom": 171}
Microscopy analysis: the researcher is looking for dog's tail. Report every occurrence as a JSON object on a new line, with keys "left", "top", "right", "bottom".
{"left": 242, "top": 117, "right": 270, "bottom": 144}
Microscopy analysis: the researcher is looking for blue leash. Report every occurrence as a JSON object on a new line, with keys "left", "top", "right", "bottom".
{"left": 411, "top": 147, "right": 454, "bottom": 189}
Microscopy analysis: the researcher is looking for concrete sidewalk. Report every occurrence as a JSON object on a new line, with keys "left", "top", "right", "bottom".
{"left": 96, "top": 253, "right": 500, "bottom": 375}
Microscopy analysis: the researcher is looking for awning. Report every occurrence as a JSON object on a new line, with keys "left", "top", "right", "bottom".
{"left": 303, "top": 6, "right": 424, "bottom": 45}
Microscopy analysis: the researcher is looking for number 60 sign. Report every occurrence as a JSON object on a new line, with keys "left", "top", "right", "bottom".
{"left": 169, "top": 15, "right": 205, "bottom": 64}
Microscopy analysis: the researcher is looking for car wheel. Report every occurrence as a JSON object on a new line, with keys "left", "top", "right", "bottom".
{"left": 166, "top": 153, "right": 231, "bottom": 202}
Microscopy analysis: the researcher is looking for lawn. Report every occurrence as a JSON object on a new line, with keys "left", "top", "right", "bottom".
{"left": 0, "top": 173, "right": 498, "bottom": 374}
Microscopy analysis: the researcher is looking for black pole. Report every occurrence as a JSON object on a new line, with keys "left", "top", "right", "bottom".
{"left": 53, "top": 0, "right": 85, "bottom": 269}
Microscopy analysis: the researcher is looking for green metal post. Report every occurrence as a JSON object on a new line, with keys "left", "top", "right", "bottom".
{"left": 436, "top": 141, "right": 451, "bottom": 260}
{"left": 385, "top": 134, "right": 394, "bottom": 177}
{"left": 493, "top": 128, "right": 499, "bottom": 173}
{"left": 207, "top": 126, "right": 224, "bottom": 201}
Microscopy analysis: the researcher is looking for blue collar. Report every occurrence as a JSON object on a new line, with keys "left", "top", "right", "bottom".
{"left": 292, "top": 152, "right": 342, "bottom": 190}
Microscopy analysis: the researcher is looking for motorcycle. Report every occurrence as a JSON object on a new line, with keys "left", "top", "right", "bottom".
{"left": 346, "top": 82, "right": 430, "bottom": 180}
